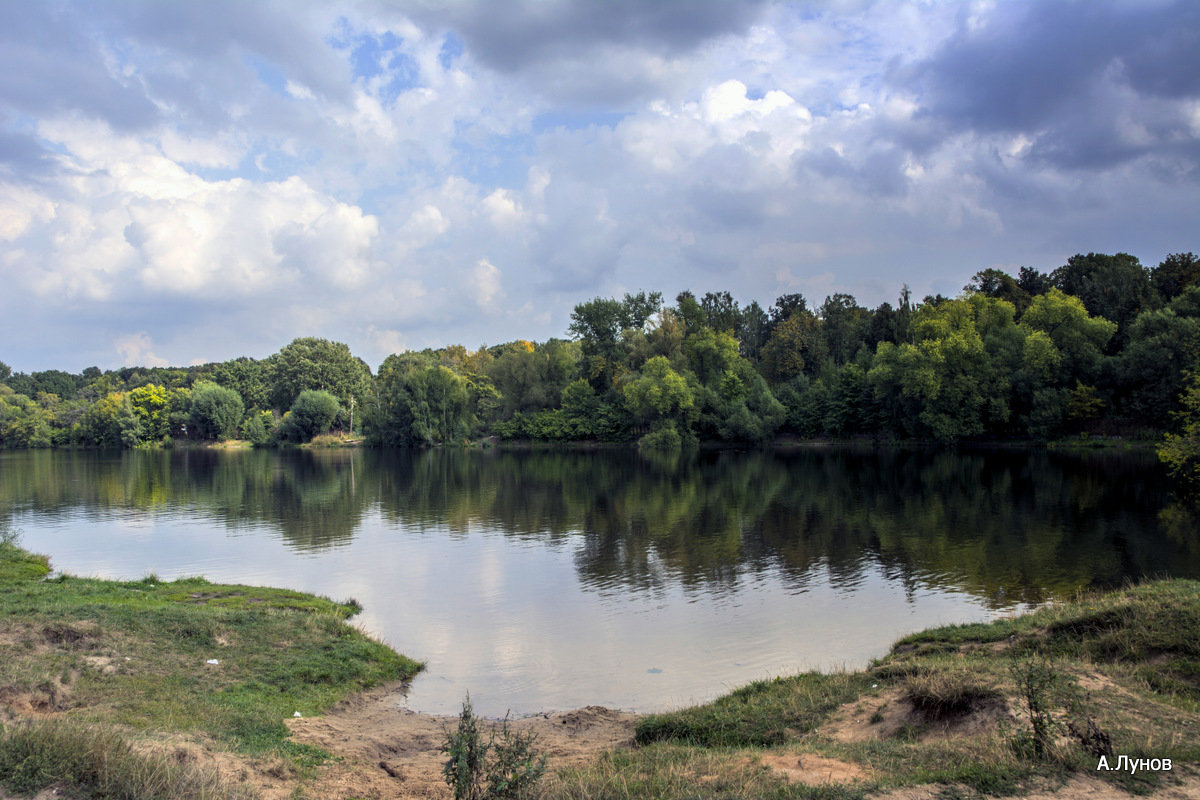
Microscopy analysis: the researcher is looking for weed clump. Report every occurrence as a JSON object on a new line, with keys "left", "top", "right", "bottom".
{"left": 443, "top": 695, "right": 546, "bottom": 800}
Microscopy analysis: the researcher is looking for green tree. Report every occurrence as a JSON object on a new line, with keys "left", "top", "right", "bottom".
{"left": 265, "top": 337, "right": 371, "bottom": 412}
{"left": 1019, "top": 288, "right": 1116, "bottom": 386}
{"left": 966, "top": 267, "right": 1032, "bottom": 314}
{"left": 1151, "top": 252, "right": 1200, "bottom": 303}
{"left": 819, "top": 293, "right": 869, "bottom": 367}
{"left": 1159, "top": 366, "right": 1200, "bottom": 490}
{"left": 213, "top": 357, "right": 268, "bottom": 410}
{"left": 277, "top": 390, "right": 341, "bottom": 442}
{"left": 1111, "top": 286, "right": 1200, "bottom": 428}
{"left": 241, "top": 410, "right": 276, "bottom": 446}
{"left": 78, "top": 392, "right": 128, "bottom": 447}
{"left": 869, "top": 295, "right": 1016, "bottom": 442}
{"left": 622, "top": 356, "right": 694, "bottom": 426}
{"left": 1051, "top": 252, "right": 1157, "bottom": 346}
{"left": 760, "top": 308, "right": 825, "bottom": 383}
{"left": 700, "top": 291, "right": 739, "bottom": 332}
{"left": 0, "top": 386, "right": 53, "bottom": 448}
{"left": 365, "top": 354, "right": 474, "bottom": 446}
{"left": 128, "top": 384, "right": 169, "bottom": 440}
{"left": 569, "top": 298, "right": 626, "bottom": 391}
{"left": 189, "top": 381, "right": 245, "bottom": 441}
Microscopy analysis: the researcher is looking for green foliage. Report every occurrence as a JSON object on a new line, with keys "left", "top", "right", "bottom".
{"left": 1, "top": 252, "right": 1198, "bottom": 448}
{"left": 1051, "top": 252, "right": 1158, "bottom": 345}
{"left": 277, "top": 390, "right": 340, "bottom": 442}
{"left": 365, "top": 353, "right": 474, "bottom": 446}
{"left": 1152, "top": 252, "right": 1200, "bottom": 302}
{"left": 1159, "top": 366, "right": 1200, "bottom": 490}
{"left": 869, "top": 295, "right": 1015, "bottom": 441}
{"left": 189, "top": 381, "right": 245, "bottom": 441}
{"left": 623, "top": 356, "right": 693, "bottom": 424}
{"left": 241, "top": 409, "right": 275, "bottom": 446}
{"left": 1020, "top": 288, "right": 1116, "bottom": 385}
{"left": 569, "top": 292, "right": 663, "bottom": 390}
{"left": 638, "top": 420, "right": 683, "bottom": 450}
{"left": 0, "top": 386, "right": 54, "bottom": 448}
{"left": 212, "top": 356, "right": 269, "bottom": 410}
{"left": 1008, "top": 658, "right": 1061, "bottom": 760}
{"left": 266, "top": 337, "right": 371, "bottom": 412}
{"left": 442, "top": 696, "right": 545, "bottom": 800}
{"left": 1114, "top": 287, "right": 1200, "bottom": 428}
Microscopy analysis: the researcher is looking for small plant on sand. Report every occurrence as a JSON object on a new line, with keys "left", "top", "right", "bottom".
{"left": 1008, "top": 657, "right": 1061, "bottom": 760}
{"left": 443, "top": 695, "right": 546, "bottom": 800}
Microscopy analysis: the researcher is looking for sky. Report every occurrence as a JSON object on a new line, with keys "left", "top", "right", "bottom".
{"left": 1, "top": 0, "right": 1198, "bottom": 373}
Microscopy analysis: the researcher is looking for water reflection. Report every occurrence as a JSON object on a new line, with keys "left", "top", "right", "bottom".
{"left": 1, "top": 447, "right": 1191, "bottom": 609}
{"left": 3, "top": 446, "right": 1194, "bottom": 714}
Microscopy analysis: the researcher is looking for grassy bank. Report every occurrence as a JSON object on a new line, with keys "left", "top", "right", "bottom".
{"left": 0, "top": 531, "right": 421, "bottom": 799}
{"left": 550, "top": 579, "right": 1200, "bottom": 799}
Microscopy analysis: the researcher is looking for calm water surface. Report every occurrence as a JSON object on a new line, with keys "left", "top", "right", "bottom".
{"left": 2, "top": 447, "right": 1195, "bottom": 717}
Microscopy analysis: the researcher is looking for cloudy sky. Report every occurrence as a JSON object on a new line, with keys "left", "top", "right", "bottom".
{"left": 1, "top": 0, "right": 1198, "bottom": 372}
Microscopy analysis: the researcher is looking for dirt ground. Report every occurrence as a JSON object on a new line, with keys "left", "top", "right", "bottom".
{"left": 277, "top": 684, "right": 638, "bottom": 799}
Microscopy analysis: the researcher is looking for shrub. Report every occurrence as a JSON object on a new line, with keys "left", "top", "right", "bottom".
{"left": 1009, "top": 657, "right": 1062, "bottom": 760}
{"left": 189, "top": 382, "right": 244, "bottom": 441}
{"left": 277, "top": 390, "right": 340, "bottom": 443}
{"left": 443, "top": 695, "right": 546, "bottom": 800}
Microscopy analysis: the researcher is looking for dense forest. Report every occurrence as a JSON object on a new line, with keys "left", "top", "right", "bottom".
{"left": 3, "top": 251, "right": 1200, "bottom": 477}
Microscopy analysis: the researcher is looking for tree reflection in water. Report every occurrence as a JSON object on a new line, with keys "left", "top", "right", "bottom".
{"left": 1, "top": 446, "right": 1191, "bottom": 610}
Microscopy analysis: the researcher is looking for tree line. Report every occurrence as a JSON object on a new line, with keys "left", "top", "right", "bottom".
{"left": 2, "top": 251, "right": 1199, "bottom": 466}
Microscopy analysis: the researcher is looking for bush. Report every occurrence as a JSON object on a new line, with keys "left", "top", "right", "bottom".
{"left": 1009, "top": 657, "right": 1062, "bottom": 760}
{"left": 638, "top": 421, "right": 682, "bottom": 450}
{"left": 189, "top": 382, "right": 244, "bottom": 441}
{"left": 277, "top": 390, "right": 340, "bottom": 443}
{"left": 241, "top": 410, "right": 275, "bottom": 446}
{"left": 443, "top": 695, "right": 545, "bottom": 800}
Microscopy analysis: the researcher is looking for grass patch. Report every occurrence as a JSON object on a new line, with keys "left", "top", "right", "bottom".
{"left": 636, "top": 672, "right": 870, "bottom": 747}
{"left": 0, "top": 541, "right": 422, "bottom": 767}
{"left": 0, "top": 717, "right": 256, "bottom": 799}
{"left": 903, "top": 669, "right": 1002, "bottom": 720}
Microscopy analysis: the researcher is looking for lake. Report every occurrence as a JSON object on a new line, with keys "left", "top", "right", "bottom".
{"left": 2, "top": 446, "right": 1195, "bottom": 717}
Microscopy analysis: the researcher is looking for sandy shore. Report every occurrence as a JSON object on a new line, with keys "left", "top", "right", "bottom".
{"left": 277, "top": 683, "right": 637, "bottom": 799}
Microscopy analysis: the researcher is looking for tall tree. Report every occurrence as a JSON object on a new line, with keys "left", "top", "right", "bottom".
{"left": 819, "top": 293, "right": 868, "bottom": 367}
{"left": 737, "top": 300, "right": 769, "bottom": 362}
{"left": 189, "top": 382, "right": 244, "bottom": 441}
{"left": 1151, "top": 252, "right": 1200, "bottom": 302}
{"left": 265, "top": 338, "right": 371, "bottom": 412}
{"left": 700, "top": 291, "right": 739, "bottom": 332}
{"left": 1050, "top": 252, "right": 1157, "bottom": 347}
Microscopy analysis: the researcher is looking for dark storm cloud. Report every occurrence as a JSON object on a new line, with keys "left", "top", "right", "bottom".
{"left": 904, "top": 0, "right": 1200, "bottom": 171}
{"left": 409, "top": 0, "right": 771, "bottom": 72}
